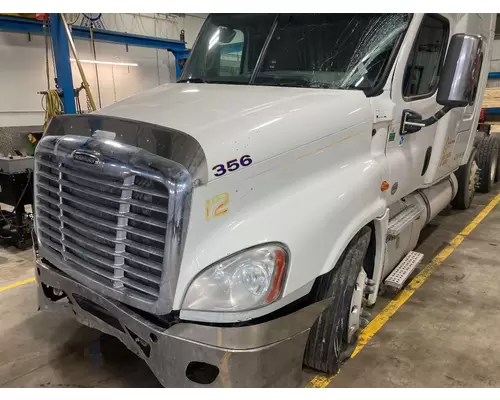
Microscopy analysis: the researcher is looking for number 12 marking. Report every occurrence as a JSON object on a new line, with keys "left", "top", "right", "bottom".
{"left": 205, "top": 193, "right": 229, "bottom": 221}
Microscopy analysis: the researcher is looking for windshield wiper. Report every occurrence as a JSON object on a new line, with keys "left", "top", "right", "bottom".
{"left": 177, "top": 77, "right": 210, "bottom": 83}
{"left": 249, "top": 14, "right": 280, "bottom": 84}
{"left": 254, "top": 80, "right": 332, "bottom": 89}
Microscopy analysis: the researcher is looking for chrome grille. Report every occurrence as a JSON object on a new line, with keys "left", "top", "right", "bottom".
{"left": 34, "top": 135, "right": 192, "bottom": 314}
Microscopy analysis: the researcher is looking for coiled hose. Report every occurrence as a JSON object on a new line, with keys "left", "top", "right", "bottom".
{"left": 41, "top": 89, "right": 63, "bottom": 131}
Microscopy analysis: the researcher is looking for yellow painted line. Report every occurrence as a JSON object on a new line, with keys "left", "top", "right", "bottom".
{"left": 0, "top": 277, "right": 35, "bottom": 293}
{"left": 307, "top": 193, "right": 500, "bottom": 388}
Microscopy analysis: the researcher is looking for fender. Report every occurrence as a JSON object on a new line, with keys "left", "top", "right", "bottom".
{"left": 174, "top": 120, "right": 387, "bottom": 323}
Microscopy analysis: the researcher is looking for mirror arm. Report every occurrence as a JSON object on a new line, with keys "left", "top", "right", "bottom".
{"left": 401, "top": 106, "right": 453, "bottom": 135}
{"left": 419, "top": 106, "right": 452, "bottom": 127}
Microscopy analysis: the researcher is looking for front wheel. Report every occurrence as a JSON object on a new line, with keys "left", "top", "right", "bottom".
{"left": 303, "top": 227, "right": 372, "bottom": 374}
{"left": 452, "top": 147, "right": 478, "bottom": 210}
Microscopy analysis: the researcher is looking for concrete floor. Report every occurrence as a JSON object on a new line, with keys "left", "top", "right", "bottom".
{"left": 1, "top": 188, "right": 500, "bottom": 387}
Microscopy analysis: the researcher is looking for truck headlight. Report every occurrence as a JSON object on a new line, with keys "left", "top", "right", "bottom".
{"left": 182, "top": 244, "right": 288, "bottom": 312}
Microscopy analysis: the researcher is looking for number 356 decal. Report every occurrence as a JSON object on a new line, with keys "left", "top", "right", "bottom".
{"left": 212, "top": 155, "right": 253, "bottom": 177}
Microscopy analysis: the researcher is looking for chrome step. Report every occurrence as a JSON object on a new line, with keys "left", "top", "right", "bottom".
{"left": 384, "top": 251, "right": 424, "bottom": 290}
{"left": 387, "top": 204, "right": 424, "bottom": 241}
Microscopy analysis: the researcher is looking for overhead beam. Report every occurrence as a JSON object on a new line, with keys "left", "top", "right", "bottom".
{"left": 0, "top": 15, "right": 186, "bottom": 53}
{"left": 70, "top": 25, "right": 186, "bottom": 52}
{"left": 0, "top": 15, "right": 43, "bottom": 33}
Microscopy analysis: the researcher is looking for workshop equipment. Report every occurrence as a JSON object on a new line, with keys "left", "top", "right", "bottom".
{"left": 0, "top": 156, "right": 34, "bottom": 250}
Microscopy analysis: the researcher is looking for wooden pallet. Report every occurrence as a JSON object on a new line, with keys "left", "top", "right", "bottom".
{"left": 486, "top": 121, "right": 500, "bottom": 133}
{"left": 482, "top": 87, "right": 500, "bottom": 109}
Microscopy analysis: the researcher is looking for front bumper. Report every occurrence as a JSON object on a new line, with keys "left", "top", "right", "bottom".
{"left": 36, "top": 258, "right": 328, "bottom": 387}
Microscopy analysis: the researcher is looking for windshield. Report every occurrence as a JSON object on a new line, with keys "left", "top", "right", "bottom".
{"left": 181, "top": 13, "right": 411, "bottom": 91}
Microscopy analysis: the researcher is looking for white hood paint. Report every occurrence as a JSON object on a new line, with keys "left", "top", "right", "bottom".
{"left": 97, "top": 83, "right": 372, "bottom": 179}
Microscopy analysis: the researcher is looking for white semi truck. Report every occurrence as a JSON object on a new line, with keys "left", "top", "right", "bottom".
{"left": 33, "top": 13, "right": 497, "bottom": 387}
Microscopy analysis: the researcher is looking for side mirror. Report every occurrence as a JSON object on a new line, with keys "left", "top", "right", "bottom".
{"left": 437, "top": 33, "right": 483, "bottom": 108}
{"left": 401, "top": 33, "right": 483, "bottom": 135}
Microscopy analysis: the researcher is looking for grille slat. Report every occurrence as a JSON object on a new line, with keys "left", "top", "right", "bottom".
{"left": 59, "top": 166, "right": 128, "bottom": 189}
{"left": 62, "top": 230, "right": 116, "bottom": 258}
{"left": 123, "top": 240, "right": 164, "bottom": 258}
{"left": 60, "top": 227, "right": 163, "bottom": 270}
{"left": 63, "top": 251, "right": 115, "bottom": 281}
{"left": 60, "top": 204, "right": 123, "bottom": 231}
{"left": 38, "top": 192, "right": 61, "bottom": 207}
{"left": 35, "top": 148, "right": 171, "bottom": 304}
{"left": 60, "top": 215, "right": 118, "bottom": 243}
{"left": 130, "top": 185, "right": 169, "bottom": 200}
{"left": 124, "top": 213, "right": 167, "bottom": 229}
{"left": 37, "top": 204, "right": 60, "bottom": 220}
{"left": 59, "top": 191, "right": 118, "bottom": 217}
{"left": 126, "top": 198, "right": 169, "bottom": 214}
{"left": 60, "top": 204, "right": 166, "bottom": 244}
{"left": 38, "top": 223, "right": 62, "bottom": 242}
{"left": 124, "top": 226, "right": 166, "bottom": 243}
{"left": 60, "top": 178, "right": 122, "bottom": 203}
{"left": 43, "top": 189, "right": 168, "bottom": 229}
{"left": 43, "top": 239, "right": 63, "bottom": 253}
{"left": 38, "top": 216, "right": 62, "bottom": 232}
{"left": 60, "top": 177, "right": 168, "bottom": 214}
{"left": 37, "top": 170, "right": 59, "bottom": 182}
{"left": 37, "top": 180, "right": 59, "bottom": 193}
{"left": 122, "top": 277, "right": 160, "bottom": 297}
{"left": 36, "top": 157, "right": 58, "bottom": 170}
{"left": 56, "top": 217, "right": 164, "bottom": 259}
{"left": 121, "top": 251, "right": 163, "bottom": 272}
{"left": 122, "top": 266, "right": 161, "bottom": 285}
{"left": 63, "top": 239, "right": 116, "bottom": 269}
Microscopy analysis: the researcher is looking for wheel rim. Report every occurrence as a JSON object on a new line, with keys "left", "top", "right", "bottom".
{"left": 490, "top": 151, "right": 498, "bottom": 185}
{"left": 469, "top": 159, "right": 479, "bottom": 201}
{"left": 347, "top": 268, "right": 367, "bottom": 343}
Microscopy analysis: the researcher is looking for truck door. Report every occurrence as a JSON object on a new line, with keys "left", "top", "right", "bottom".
{"left": 386, "top": 14, "right": 450, "bottom": 199}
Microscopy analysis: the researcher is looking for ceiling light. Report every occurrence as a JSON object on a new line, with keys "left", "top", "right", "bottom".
{"left": 70, "top": 58, "right": 138, "bottom": 67}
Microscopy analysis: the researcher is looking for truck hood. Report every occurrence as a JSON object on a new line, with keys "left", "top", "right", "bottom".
{"left": 96, "top": 83, "right": 372, "bottom": 180}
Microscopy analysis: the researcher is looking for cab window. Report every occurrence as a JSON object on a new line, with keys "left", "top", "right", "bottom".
{"left": 403, "top": 14, "right": 449, "bottom": 100}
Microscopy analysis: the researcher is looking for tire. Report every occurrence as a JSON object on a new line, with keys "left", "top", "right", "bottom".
{"left": 495, "top": 148, "right": 500, "bottom": 183}
{"left": 494, "top": 135, "right": 500, "bottom": 183}
{"left": 303, "top": 226, "right": 372, "bottom": 374}
{"left": 451, "top": 147, "right": 478, "bottom": 210}
{"left": 474, "top": 132, "right": 485, "bottom": 148}
{"left": 476, "top": 135, "right": 499, "bottom": 193}
{"left": 491, "top": 132, "right": 500, "bottom": 183}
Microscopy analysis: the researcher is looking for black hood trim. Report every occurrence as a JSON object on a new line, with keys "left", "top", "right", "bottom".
{"left": 45, "top": 114, "right": 208, "bottom": 186}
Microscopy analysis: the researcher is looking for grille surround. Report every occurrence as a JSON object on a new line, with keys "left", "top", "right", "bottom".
{"left": 34, "top": 135, "right": 192, "bottom": 315}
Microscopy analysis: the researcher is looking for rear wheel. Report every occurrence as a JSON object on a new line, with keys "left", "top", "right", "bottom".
{"left": 476, "top": 135, "right": 499, "bottom": 193}
{"left": 451, "top": 147, "right": 478, "bottom": 210}
{"left": 303, "top": 227, "right": 372, "bottom": 374}
{"left": 496, "top": 147, "right": 500, "bottom": 183}
{"left": 491, "top": 133, "right": 500, "bottom": 183}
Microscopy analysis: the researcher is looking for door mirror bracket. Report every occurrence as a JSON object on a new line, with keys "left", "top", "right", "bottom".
{"left": 400, "top": 106, "right": 451, "bottom": 135}
{"left": 400, "top": 110, "right": 425, "bottom": 135}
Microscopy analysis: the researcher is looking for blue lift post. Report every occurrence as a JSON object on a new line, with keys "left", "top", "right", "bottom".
{"left": 49, "top": 13, "right": 76, "bottom": 114}
{"left": 0, "top": 15, "right": 190, "bottom": 113}
{"left": 173, "top": 49, "right": 190, "bottom": 80}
